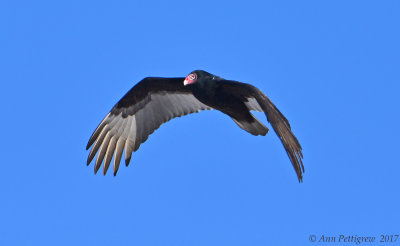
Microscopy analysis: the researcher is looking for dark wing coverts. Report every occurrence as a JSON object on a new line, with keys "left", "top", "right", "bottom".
{"left": 86, "top": 77, "right": 212, "bottom": 175}
{"left": 219, "top": 81, "right": 304, "bottom": 181}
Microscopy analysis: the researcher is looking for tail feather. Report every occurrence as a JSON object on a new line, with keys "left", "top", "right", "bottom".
{"left": 232, "top": 115, "right": 269, "bottom": 136}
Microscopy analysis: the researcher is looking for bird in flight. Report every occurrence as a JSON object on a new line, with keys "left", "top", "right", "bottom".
{"left": 86, "top": 70, "right": 304, "bottom": 181}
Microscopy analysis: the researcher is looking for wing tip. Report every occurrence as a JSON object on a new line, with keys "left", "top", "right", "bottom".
{"left": 125, "top": 156, "right": 132, "bottom": 167}
{"left": 103, "top": 167, "right": 108, "bottom": 176}
{"left": 294, "top": 150, "right": 305, "bottom": 183}
{"left": 113, "top": 164, "right": 120, "bottom": 176}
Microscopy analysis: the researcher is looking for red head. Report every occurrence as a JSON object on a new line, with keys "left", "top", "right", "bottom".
{"left": 183, "top": 73, "right": 198, "bottom": 86}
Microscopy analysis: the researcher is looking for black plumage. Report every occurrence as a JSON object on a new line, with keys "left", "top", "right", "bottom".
{"left": 86, "top": 70, "right": 304, "bottom": 181}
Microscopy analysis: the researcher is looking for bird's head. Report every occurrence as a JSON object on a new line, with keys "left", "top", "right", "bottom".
{"left": 183, "top": 70, "right": 216, "bottom": 86}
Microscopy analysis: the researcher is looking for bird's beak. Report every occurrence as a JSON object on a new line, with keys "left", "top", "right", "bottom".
{"left": 183, "top": 78, "right": 189, "bottom": 86}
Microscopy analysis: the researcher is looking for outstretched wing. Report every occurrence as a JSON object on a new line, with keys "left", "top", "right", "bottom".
{"left": 86, "top": 77, "right": 212, "bottom": 175}
{"left": 218, "top": 80, "right": 304, "bottom": 182}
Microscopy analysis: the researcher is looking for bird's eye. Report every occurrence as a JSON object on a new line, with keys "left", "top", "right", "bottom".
{"left": 189, "top": 74, "right": 196, "bottom": 80}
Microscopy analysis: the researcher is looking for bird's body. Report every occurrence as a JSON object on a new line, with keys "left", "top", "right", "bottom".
{"left": 86, "top": 70, "right": 304, "bottom": 181}
{"left": 190, "top": 74, "right": 269, "bottom": 136}
{"left": 192, "top": 79, "right": 249, "bottom": 124}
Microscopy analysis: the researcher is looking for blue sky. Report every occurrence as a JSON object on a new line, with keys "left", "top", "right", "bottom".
{"left": 2, "top": 0, "right": 399, "bottom": 245}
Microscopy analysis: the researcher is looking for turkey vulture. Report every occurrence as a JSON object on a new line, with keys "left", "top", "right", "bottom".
{"left": 86, "top": 70, "right": 304, "bottom": 181}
